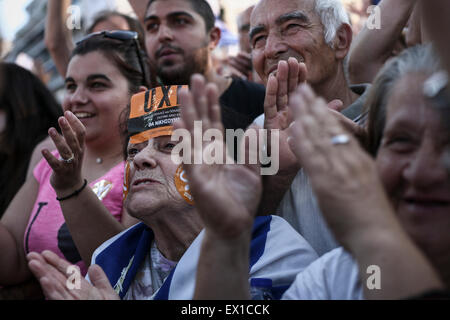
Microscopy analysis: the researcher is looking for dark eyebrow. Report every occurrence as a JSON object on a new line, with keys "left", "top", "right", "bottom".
{"left": 249, "top": 25, "right": 266, "bottom": 41}
{"left": 86, "top": 74, "right": 112, "bottom": 83}
{"left": 275, "top": 11, "right": 310, "bottom": 25}
{"left": 249, "top": 11, "right": 310, "bottom": 40}
{"left": 239, "top": 23, "right": 251, "bottom": 32}
{"left": 144, "top": 11, "right": 194, "bottom": 23}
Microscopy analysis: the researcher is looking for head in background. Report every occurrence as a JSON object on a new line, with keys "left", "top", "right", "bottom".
{"left": 144, "top": 0, "right": 221, "bottom": 85}
{"left": 0, "top": 63, "right": 63, "bottom": 215}
{"left": 65, "top": 33, "right": 149, "bottom": 150}
{"left": 366, "top": 45, "right": 450, "bottom": 284}
{"left": 87, "top": 10, "right": 146, "bottom": 51}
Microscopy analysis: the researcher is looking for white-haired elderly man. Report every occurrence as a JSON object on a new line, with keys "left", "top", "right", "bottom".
{"left": 252, "top": 0, "right": 370, "bottom": 256}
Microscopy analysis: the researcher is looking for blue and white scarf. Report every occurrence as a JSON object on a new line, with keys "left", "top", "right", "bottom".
{"left": 91, "top": 215, "right": 318, "bottom": 300}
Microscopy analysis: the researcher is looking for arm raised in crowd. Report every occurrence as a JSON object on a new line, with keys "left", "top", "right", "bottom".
{"left": 286, "top": 84, "right": 443, "bottom": 299}
{"left": 257, "top": 58, "right": 306, "bottom": 215}
{"left": 42, "top": 112, "right": 138, "bottom": 266}
{"left": 128, "top": 0, "right": 148, "bottom": 23}
{"left": 45, "top": 0, "right": 74, "bottom": 78}
{"left": 257, "top": 58, "right": 347, "bottom": 215}
{"left": 175, "top": 75, "right": 262, "bottom": 300}
{"left": 420, "top": 0, "right": 450, "bottom": 72}
{"left": 348, "top": 0, "right": 417, "bottom": 84}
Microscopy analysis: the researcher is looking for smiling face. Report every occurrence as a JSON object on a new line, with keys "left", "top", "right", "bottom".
{"left": 250, "top": 0, "right": 337, "bottom": 86}
{"left": 63, "top": 51, "right": 131, "bottom": 146}
{"left": 144, "top": 0, "right": 215, "bottom": 85}
{"left": 376, "top": 73, "right": 450, "bottom": 259}
{"left": 124, "top": 136, "right": 191, "bottom": 220}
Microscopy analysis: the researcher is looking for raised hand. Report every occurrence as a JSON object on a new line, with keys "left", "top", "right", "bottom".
{"left": 174, "top": 75, "right": 263, "bottom": 239}
{"left": 286, "top": 84, "right": 390, "bottom": 243}
{"left": 27, "top": 251, "right": 119, "bottom": 300}
{"left": 41, "top": 111, "right": 86, "bottom": 194}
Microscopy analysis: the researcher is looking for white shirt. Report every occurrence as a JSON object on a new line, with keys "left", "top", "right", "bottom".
{"left": 282, "top": 248, "right": 364, "bottom": 300}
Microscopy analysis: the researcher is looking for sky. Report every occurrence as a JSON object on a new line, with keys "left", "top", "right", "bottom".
{"left": 0, "top": 0, "right": 32, "bottom": 41}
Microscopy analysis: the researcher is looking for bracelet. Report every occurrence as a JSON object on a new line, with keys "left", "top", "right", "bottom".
{"left": 56, "top": 179, "right": 88, "bottom": 202}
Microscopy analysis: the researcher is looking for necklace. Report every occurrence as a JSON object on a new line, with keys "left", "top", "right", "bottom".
{"left": 96, "top": 157, "right": 103, "bottom": 164}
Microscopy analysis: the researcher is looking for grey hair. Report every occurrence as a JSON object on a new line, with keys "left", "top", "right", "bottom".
{"left": 366, "top": 45, "right": 442, "bottom": 156}
{"left": 314, "top": 0, "right": 350, "bottom": 47}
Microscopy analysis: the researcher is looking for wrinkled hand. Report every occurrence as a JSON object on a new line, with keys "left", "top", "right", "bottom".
{"left": 263, "top": 58, "right": 307, "bottom": 174}
{"left": 287, "top": 84, "right": 391, "bottom": 244}
{"left": 27, "top": 251, "right": 119, "bottom": 300}
{"left": 174, "top": 75, "right": 262, "bottom": 239}
{"left": 42, "top": 111, "right": 86, "bottom": 193}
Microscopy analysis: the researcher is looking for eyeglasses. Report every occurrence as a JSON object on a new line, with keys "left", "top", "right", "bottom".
{"left": 76, "top": 30, "right": 148, "bottom": 87}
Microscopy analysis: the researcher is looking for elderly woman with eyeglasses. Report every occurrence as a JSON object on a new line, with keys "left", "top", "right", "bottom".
{"left": 0, "top": 32, "right": 150, "bottom": 298}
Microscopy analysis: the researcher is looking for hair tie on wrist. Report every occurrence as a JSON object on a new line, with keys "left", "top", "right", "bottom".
{"left": 56, "top": 179, "right": 88, "bottom": 201}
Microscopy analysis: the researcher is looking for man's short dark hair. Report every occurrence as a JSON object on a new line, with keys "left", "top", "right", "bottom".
{"left": 146, "top": 0, "right": 216, "bottom": 32}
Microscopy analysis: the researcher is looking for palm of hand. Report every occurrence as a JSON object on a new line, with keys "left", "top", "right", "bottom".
{"left": 188, "top": 143, "right": 262, "bottom": 238}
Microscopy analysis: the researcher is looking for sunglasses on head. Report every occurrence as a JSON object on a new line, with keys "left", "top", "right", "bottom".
{"left": 76, "top": 30, "right": 148, "bottom": 87}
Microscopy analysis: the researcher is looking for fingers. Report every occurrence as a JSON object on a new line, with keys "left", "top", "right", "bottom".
{"left": 27, "top": 252, "right": 73, "bottom": 300}
{"left": 264, "top": 74, "right": 279, "bottom": 121}
{"left": 58, "top": 117, "right": 80, "bottom": 157}
{"left": 65, "top": 111, "right": 86, "bottom": 151}
{"left": 88, "top": 265, "right": 119, "bottom": 300}
{"left": 329, "top": 109, "right": 368, "bottom": 141}
{"left": 239, "top": 124, "right": 262, "bottom": 176}
{"left": 45, "top": 111, "right": 86, "bottom": 172}
{"left": 298, "top": 62, "right": 308, "bottom": 84}
{"left": 41, "top": 250, "right": 75, "bottom": 275}
{"left": 185, "top": 74, "right": 222, "bottom": 131}
{"left": 205, "top": 83, "right": 223, "bottom": 132}
{"left": 39, "top": 276, "right": 66, "bottom": 300}
{"left": 191, "top": 75, "right": 211, "bottom": 129}
{"left": 179, "top": 75, "right": 222, "bottom": 168}
{"left": 41, "top": 148, "right": 63, "bottom": 171}
{"left": 179, "top": 88, "right": 197, "bottom": 133}
{"left": 48, "top": 127, "right": 73, "bottom": 162}
{"left": 276, "top": 61, "right": 289, "bottom": 111}
{"left": 287, "top": 57, "right": 300, "bottom": 93}
{"left": 327, "top": 99, "right": 345, "bottom": 112}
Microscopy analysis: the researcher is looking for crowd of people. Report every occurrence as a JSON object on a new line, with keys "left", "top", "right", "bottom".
{"left": 0, "top": 0, "right": 449, "bottom": 301}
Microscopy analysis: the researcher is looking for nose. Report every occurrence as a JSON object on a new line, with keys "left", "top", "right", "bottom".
{"left": 157, "top": 24, "right": 174, "bottom": 43}
{"left": 133, "top": 145, "right": 158, "bottom": 170}
{"left": 67, "top": 86, "right": 89, "bottom": 109}
{"left": 264, "top": 32, "right": 288, "bottom": 61}
{"left": 403, "top": 144, "right": 448, "bottom": 190}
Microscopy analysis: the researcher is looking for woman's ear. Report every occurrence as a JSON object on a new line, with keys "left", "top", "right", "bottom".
{"left": 334, "top": 23, "right": 353, "bottom": 61}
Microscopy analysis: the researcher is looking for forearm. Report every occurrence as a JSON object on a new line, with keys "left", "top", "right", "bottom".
{"left": 194, "top": 230, "right": 252, "bottom": 300}
{"left": 128, "top": 0, "right": 148, "bottom": 23}
{"left": 258, "top": 171, "right": 298, "bottom": 216}
{"left": 0, "top": 224, "right": 31, "bottom": 285}
{"left": 56, "top": 182, "right": 126, "bottom": 266}
{"left": 348, "top": 0, "right": 416, "bottom": 83}
{"left": 45, "top": 0, "right": 73, "bottom": 77}
{"left": 350, "top": 226, "right": 443, "bottom": 300}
